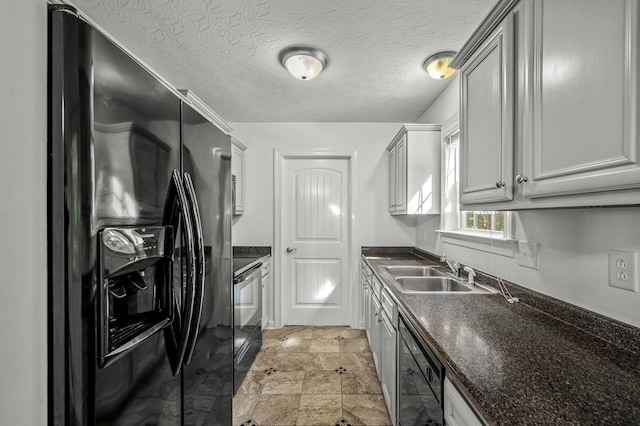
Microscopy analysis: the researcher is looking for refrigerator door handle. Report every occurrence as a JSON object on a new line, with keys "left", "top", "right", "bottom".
{"left": 163, "top": 169, "right": 198, "bottom": 376}
{"left": 182, "top": 172, "right": 206, "bottom": 365}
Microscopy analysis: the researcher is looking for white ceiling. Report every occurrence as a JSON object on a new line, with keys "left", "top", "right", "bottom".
{"left": 70, "top": 0, "right": 496, "bottom": 122}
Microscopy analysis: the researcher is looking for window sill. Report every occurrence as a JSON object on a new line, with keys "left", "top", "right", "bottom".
{"left": 435, "top": 230, "right": 517, "bottom": 257}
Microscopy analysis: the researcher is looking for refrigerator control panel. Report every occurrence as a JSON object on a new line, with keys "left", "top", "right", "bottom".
{"left": 102, "top": 226, "right": 170, "bottom": 257}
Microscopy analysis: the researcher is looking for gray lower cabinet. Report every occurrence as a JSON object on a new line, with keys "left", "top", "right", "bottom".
{"left": 444, "top": 377, "right": 485, "bottom": 426}
{"left": 261, "top": 259, "right": 272, "bottom": 329}
{"left": 362, "top": 265, "right": 398, "bottom": 425}
{"left": 380, "top": 309, "right": 397, "bottom": 424}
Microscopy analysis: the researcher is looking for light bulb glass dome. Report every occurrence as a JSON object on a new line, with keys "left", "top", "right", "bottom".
{"left": 424, "top": 52, "right": 457, "bottom": 80}
{"left": 284, "top": 54, "right": 324, "bottom": 80}
{"left": 279, "top": 47, "right": 328, "bottom": 81}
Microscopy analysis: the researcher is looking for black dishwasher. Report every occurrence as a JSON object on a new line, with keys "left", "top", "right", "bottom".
{"left": 398, "top": 316, "right": 444, "bottom": 426}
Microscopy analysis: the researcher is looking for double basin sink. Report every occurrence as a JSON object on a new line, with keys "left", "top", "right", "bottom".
{"left": 383, "top": 265, "right": 495, "bottom": 294}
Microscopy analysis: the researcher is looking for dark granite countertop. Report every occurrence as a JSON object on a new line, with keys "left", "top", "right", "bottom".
{"left": 233, "top": 246, "right": 271, "bottom": 277}
{"left": 362, "top": 249, "right": 640, "bottom": 425}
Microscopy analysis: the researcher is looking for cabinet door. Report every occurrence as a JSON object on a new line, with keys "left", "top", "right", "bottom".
{"left": 388, "top": 147, "right": 397, "bottom": 212}
{"left": 522, "top": 0, "right": 640, "bottom": 198}
{"left": 370, "top": 294, "right": 382, "bottom": 375}
{"left": 261, "top": 261, "right": 271, "bottom": 328}
{"left": 444, "top": 378, "right": 484, "bottom": 426}
{"left": 363, "top": 284, "right": 372, "bottom": 343}
{"left": 460, "top": 13, "right": 514, "bottom": 204}
{"left": 380, "top": 312, "right": 397, "bottom": 425}
{"left": 395, "top": 137, "right": 407, "bottom": 212}
{"left": 231, "top": 142, "right": 245, "bottom": 214}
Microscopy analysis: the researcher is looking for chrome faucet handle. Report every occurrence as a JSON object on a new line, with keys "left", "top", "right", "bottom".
{"left": 463, "top": 266, "right": 476, "bottom": 285}
{"left": 452, "top": 261, "right": 461, "bottom": 277}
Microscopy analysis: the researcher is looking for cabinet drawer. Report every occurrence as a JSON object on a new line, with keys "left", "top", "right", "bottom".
{"left": 371, "top": 276, "right": 382, "bottom": 299}
{"left": 380, "top": 287, "right": 397, "bottom": 326}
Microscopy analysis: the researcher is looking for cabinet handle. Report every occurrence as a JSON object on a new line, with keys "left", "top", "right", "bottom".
{"left": 495, "top": 180, "right": 505, "bottom": 188}
{"left": 516, "top": 175, "right": 529, "bottom": 184}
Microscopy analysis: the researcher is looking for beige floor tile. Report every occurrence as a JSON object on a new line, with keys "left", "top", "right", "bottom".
{"left": 341, "top": 353, "right": 375, "bottom": 371}
{"left": 262, "top": 328, "right": 288, "bottom": 340}
{"left": 342, "top": 394, "right": 392, "bottom": 426}
{"left": 302, "top": 370, "right": 342, "bottom": 394}
{"left": 311, "top": 326, "right": 346, "bottom": 339}
{"left": 274, "top": 353, "right": 309, "bottom": 371}
{"left": 341, "top": 328, "right": 366, "bottom": 339}
{"left": 261, "top": 338, "right": 284, "bottom": 352}
{"left": 307, "top": 352, "right": 341, "bottom": 370}
{"left": 341, "top": 371, "right": 383, "bottom": 394}
{"left": 235, "top": 327, "right": 392, "bottom": 426}
{"left": 281, "top": 337, "right": 311, "bottom": 352}
{"left": 235, "top": 371, "right": 268, "bottom": 395}
{"left": 309, "top": 338, "right": 340, "bottom": 353}
{"left": 340, "top": 338, "right": 371, "bottom": 353}
{"left": 232, "top": 394, "right": 259, "bottom": 425}
{"left": 262, "top": 371, "right": 306, "bottom": 394}
{"left": 252, "top": 394, "right": 300, "bottom": 426}
{"left": 249, "top": 352, "right": 278, "bottom": 371}
{"left": 296, "top": 394, "right": 343, "bottom": 425}
{"left": 282, "top": 325, "right": 314, "bottom": 340}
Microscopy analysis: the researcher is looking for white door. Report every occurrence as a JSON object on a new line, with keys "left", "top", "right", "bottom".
{"left": 281, "top": 157, "right": 350, "bottom": 325}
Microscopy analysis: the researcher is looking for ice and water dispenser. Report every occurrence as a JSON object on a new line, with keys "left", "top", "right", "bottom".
{"left": 97, "top": 226, "right": 174, "bottom": 367}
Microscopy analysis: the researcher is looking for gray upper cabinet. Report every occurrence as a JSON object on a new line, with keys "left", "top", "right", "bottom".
{"left": 453, "top": 0, "right": 640, "bottom": 209}
{"left": 459, "top": 11, "right": 515, "bottom": 205}
{"left": 521, "top": 0, "right": 640, "bottom": 199}
{"left": 231, "top": 137, "right": 246, "bottom": 215}
{"left": 387, "top": 124, "right": 441, "bottom": 215}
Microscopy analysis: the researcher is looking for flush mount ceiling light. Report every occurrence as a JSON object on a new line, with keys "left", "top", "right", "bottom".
{"left": 279, "top": 47, "right": 328, "bottom": 81}
{"left": 424, "top": 51, "right": 457, "bottom": 80}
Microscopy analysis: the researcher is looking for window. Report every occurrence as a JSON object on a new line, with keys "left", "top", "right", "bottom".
{"left": 441, "top": 127, "right": 512, "bottom": 239}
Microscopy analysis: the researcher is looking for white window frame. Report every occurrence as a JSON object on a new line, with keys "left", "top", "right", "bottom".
{"left": 436, "top": 113, "right": 517, "bottom": 257}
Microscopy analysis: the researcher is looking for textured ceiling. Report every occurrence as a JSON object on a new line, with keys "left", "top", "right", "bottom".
{"left": 69, "top": 0, "right": 495, "bottom": 122}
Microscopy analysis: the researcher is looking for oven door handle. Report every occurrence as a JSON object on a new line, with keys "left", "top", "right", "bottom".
{"left": 162, "top": 170, "right": 197, "bottom": 376}
{"left": 182, "top": 172, "right": 206, "bottom": 366}
{"left": 234, "top": 263, "right": 263, "bottom": 283}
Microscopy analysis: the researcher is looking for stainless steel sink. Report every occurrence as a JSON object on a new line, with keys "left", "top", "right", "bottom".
{"left": 384, "top": 265, "right": 445, "bottom": 277}
{"left": 393, "top": 276, "right": 496, "bottom": 294}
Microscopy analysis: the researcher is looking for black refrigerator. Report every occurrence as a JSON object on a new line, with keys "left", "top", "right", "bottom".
{"left": 48, "top": 5, "right": 233, "bottom": 425}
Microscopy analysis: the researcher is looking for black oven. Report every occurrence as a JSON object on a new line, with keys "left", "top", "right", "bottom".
{"left": 233, "top": 262, "right": 262, "bottom": 393}
{"left": 398, "top": 316, "right": 444, "bottom": 426}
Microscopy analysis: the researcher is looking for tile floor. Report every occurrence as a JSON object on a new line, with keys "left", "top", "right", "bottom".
{"left": 232, "top": 326, "right": 393, "bottom": 426}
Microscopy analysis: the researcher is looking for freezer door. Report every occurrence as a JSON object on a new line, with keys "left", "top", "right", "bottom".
{"left": 181, "top": 102, "right": 234, "bottom": 424}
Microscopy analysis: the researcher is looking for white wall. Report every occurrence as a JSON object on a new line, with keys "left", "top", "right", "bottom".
{"left": 0, "top": 0, "right": 48, "bottom": 424}
{"left": 230, "top": 122, "right": 417, "bottom": 248}
{"left": 415, "top": 74, "right": 640, "bottom": 329}
{"left": 417, "top": 74, "right": 460, "bottom": 124}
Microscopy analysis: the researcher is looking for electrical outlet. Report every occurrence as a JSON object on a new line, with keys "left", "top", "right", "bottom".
{"left": 517, "top": 241, "right": 539, "bottom": 269}
{"left": 609, "top": 249, "right": 639, "bottom": 292}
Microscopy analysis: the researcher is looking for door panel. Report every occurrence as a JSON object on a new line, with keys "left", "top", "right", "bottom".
{"left": 459, "top": 14, "right": 514, "bottom": 204}
{"left": 282, "top": 158, "right": 350, "bottom": 325}
{"left": 523, "top": 0, "right": 640, "bottom": 198}
{"left": 295, "top": 169, "right": 342, "bottom": 240}
{"left": 294, "top": 259, "right": 342, "bottom": 305}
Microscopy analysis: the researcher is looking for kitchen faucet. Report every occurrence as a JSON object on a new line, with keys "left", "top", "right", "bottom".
{"left": 440, "top": 254, "right": 460, "bottom": 277}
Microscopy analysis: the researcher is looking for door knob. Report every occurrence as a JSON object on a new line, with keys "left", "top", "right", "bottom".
{"left": 286, "top": 247, "right": 297, "bottom": 254}
{"left": 495, "top": 180, "right": 505, "bottom": 188}
{"left": 516, "top": 175, "right": 529, "bottom": 184}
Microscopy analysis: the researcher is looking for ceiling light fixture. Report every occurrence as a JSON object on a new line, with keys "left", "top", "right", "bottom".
{"left": 279, "top": 47, "right": 328, "bottom": 81}
{"left": 424, "top": 51, "right": 457, "bottom": 80}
